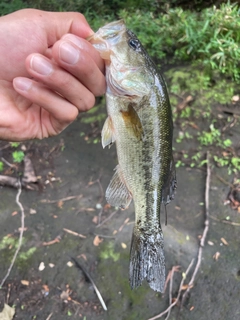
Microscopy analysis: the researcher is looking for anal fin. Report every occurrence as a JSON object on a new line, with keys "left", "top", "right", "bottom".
{"left": 106, "top": 165, "right": 132, "bottom": 209}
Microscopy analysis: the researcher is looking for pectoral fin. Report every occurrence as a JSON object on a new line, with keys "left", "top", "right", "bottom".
{"left": 106, "top": 165, "right": 132, "bottom": 209}
{"left": 121, "top": 104, "right": 143, "bottom": 141}
{"left": 101, "top": 116, "right": 115, "bottom": 149}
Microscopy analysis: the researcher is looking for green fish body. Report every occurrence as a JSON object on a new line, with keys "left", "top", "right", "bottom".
{"left": 89, "top": 20, "right": 176, "bottom": 292}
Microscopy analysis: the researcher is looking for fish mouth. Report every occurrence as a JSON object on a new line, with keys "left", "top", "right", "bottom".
{"left": 88, "top": 20, "right": 152, "bottom": 97}
{"left": 88, "top": 20, "right": 126, "bottom": 59}
{"left": 88, "top": 20, "right": 126, "bottom": 41}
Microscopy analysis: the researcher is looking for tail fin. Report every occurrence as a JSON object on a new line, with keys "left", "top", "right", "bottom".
{"left": 129, "top": 226, "right": 165, "bottom": 292}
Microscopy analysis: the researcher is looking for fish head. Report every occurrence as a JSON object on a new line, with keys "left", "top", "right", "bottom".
{"left": 89, "top": 20, "right": 154, "bottom": 97}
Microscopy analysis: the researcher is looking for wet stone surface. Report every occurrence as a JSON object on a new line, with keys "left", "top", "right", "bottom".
{"left": 0, "top": 116, "right": 240, "bottom": 320}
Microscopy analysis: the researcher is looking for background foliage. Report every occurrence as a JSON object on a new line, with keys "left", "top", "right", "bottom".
{"left": 0, "top": 0, "right": 240, "bottom": 174}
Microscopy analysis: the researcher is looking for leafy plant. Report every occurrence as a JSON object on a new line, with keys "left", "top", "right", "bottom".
{"left": 12, "top": 150, "right": 24, "bottom": 163}
{"left": 214, "top": 155, "right": 240, "bottom": 174}
{"left": 198, "top": 123, "right": 232, "bottom": 148}
{"left": 10, "top": 142, "right": 20, "bottom": 148}
{"left": 119, "top": 2, "right": 240, "bottom": 82}
{"left": 0, "top": 161, "right": 3, "bottom": 172}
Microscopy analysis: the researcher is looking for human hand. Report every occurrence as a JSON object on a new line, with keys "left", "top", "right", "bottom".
{"left": 0, "top": 9, "right": 106, "bottom": 141}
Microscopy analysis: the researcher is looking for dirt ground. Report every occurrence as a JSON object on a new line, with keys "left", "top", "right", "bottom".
{"left": 0, "top": 109, "right": 240, "bottom": 320}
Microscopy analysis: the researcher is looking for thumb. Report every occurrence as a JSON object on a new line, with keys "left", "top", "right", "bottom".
{"left": 11, "top": 9, "right": 94, "bottom": 46}
{"left": 43, "top": 11, "right": 94, "bottom": 45}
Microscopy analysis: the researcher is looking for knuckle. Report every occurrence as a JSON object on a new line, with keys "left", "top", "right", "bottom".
{"left": 79, "top": 93, "right": 95, "bottom": 112}
{"left": 64, "top": 108, "right": 79, "bottom": 123}
{"left": 55, "top": 74, "right": 72, "bottom": 89}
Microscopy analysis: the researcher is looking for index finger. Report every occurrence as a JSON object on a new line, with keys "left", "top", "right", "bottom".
{"left": 61, "top": 34, "right": 105, "bottom": 73}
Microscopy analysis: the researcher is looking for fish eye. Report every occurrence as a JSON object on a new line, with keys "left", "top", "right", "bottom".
{"left": 128, "top": 39, "right": 140, "bottom": 51}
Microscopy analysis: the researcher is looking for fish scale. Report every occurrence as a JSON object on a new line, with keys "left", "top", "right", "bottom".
{"left": 89, "top": 20, "right": 176, "bottom": 292}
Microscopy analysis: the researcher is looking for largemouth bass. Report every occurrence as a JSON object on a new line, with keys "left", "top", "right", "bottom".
{"left": 89, "top": 21, "right": 176, "bottom": 292}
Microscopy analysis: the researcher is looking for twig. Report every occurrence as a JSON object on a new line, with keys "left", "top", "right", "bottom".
{"left": 40, "top": 194, "right": 82, "bottom": 203}
{"left": 6, "top": 284, "right": 11, "bottom": 304}
{"left": 215, "top": 174, "right": 233, "bottom": 187}
{"left": 46, "top": 313, "right": 53, "bottom": 320}
{"left": 0, "top": 143, "right": 10, "bottom": 151}
{"left": 181, "top": 151, "right": 211, "bottom": 306}
{"left": 63, "top": 228, "right": 86, "bottom": 238}
{"left": 42, "top": 236, "right": 61, "bottom": 246}
{"left": 98, "top": 207, "right": 103, "bottom": 225}
{"left": 71, "top": 257, "right": 107, "bottom": 311}
{"left": 209, "top": 215, "right": 240, "bottom": 227}
{"left": 166, "top": 266, "right": 181, "bottom": 320}
{"left": 87, "top": 175, "right": 104, "bottom": 203}
{"left": 0, "top": 181, "right": 25, "bottom": 288}
{"left": 96, "top": 210, "right": 118, "bottom": 228}
{"left": 148, "top": 259, "right": 194, "bottom": 320}
{"left": 219, "top": 107, "right": 240, "bottom": 116}
{"left": 1, "top": 157, "right": 15, "bottom": 168}
{"left": 94, "top": 233, "right": 116, "bottom": 239}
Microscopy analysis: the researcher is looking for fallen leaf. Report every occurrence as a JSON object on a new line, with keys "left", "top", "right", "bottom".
{"left": 0, "top": 304, "right": 15, "bottom": 320}
{"left": 121, "top": 243, "right": 127, "bottom": 249}
{"left": 221, "top": 237, "right": 229, "bottom": 246}
{"left": 93, "top": 235, "right": 103, "bottom": 246}
{"left": 39, "top": 262, "right": 45, "bottom": 271}
{"left": 207, "top": 241, "right": 214, "bottom": 246}
{"left": 181, "top": 284, "right": 193, "bottom": 291}
{"left": 177, "top": 95, "right": 193, "bottom": 111}
{"left": 18, "top": 227, "right": 27, "bottom": 232}
{"left": 49, "top": 263, "right": 55, "bottom": 268}
{"left": 42, "top": 284, "right": 49, "bottom": 292}
{"left": 57, "top": 200, "right": 64, "bottom": 208}
{"left": 189, "top": 122, "right": 199, "bottom": 130}
{"left": 60, "top": 291, "right": 69, "bottom": 301}
{"left": 11, "top": 211, "right": 18, "bottom": 216}
{"left": 92, "top": 216, "right": 98, "bottom": 224}
{"left": 67, "top": 261, "right": 73, "bottom": 267}
{"left": 29, "top": 208, "right": 37, "bottom": 215}
{"left": 213, "top": 252, "right": 220, "bottom": 261}
{"left": 222, "top": 151, "right": 230, "bottom": 157}
{"left": 104, "top": 203, "right": 111, "bottom": 211}
{"left": 79, "top": 254, "right": 87, "bottom": 261}
{"left": 21, "top": 280, "right": 29, "bottom": 286}
{"left": 85, "top": 208, "right": 95, "bottom": 212}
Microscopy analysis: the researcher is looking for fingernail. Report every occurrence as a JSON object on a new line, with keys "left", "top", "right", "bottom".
{"left": 13, "top": 77, "right": 32, "bottom": 91}
{"left": 30, "top": 55, "right": 53, "bottom": 75}
{"left": 59, "top": 42, "right": 79, "bottom": 64}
